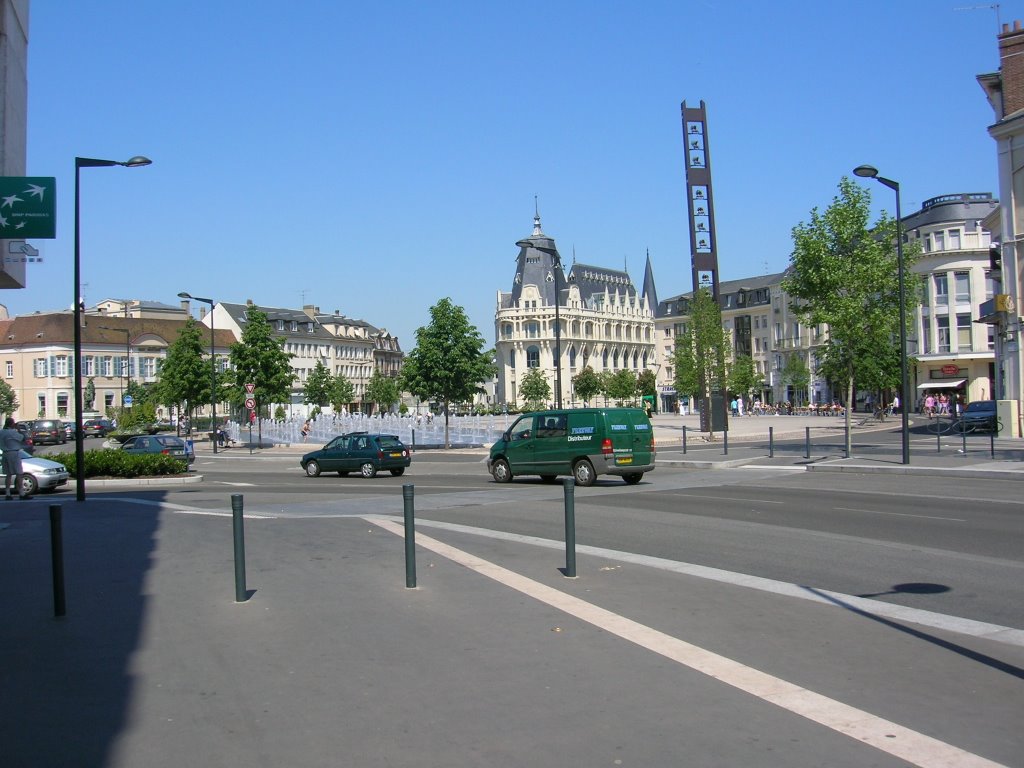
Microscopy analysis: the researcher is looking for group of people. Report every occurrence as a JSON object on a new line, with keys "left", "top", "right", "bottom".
{"left": 922, "top": 392, "right": 962, "bottom": 418}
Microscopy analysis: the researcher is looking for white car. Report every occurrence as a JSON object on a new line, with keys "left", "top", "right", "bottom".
{"left": 0, "top": 448, "right": 70, "bottom": 495}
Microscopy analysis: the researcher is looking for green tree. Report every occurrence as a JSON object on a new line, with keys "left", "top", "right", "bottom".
{"left": 0, "top": 379, "right": 17, "bottom": 420}
{"left": 518, "top": 367, "right": 551, "bottom": 410}
{"left": 781, "top": 176, "right": 920, "bottom": 453}
{"left": 637, "top": 369, "right": 657, "bottom": 410}
{"left": 303, "top": 360, "right": 334, "bottom": 408}
{"left": 780, "top": 353, "right": 811, "bottom": 405}
{"left": 572, "top": 366, "right": 602, "bottom": 405}
{"left": 672, "top": 288, "right": 729, "bottom": 432}
{"left": 399, "top": 298, "right": 494, "bottom": 448}
{"left": 728, "top": 354, "right": 764, "bottom": 405}
{"left": 329, "top": 375, "right": 355, "bottom": 412}
{"left": 365, "top": 371, "right": 401, "bottom": 415}
{"left": 605, "top": 369, "right": 639, "bottom": 404}
{"left": 154, "top": 317, "right": 209, "bottom": 429}
{"left": 229, "top": 308, "right": 295, "bottom": 443}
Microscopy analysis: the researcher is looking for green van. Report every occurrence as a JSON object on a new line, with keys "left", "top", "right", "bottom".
{"left": 487, "top": 407, "right": 656, "bottom": 486}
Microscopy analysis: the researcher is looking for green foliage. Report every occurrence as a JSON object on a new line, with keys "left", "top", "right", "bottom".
{"left": 0, "top": 379, "right": 17, "bottom": 419}
{"left": 781, "top": 354, "right": 811, "bottom": 404}
{"left": 572, "top": 366, "right": 602, "bottom": 404}
{"left": 518, "top": 367, "right": 551, "bottom": 410}
{"left": 727, "top": 354, "right": 764, "bottom": 401}
{"left": 365, "top": 371, "right": 401, "bottom": 414}
{"left": 400, "top": 298, "right": 494, "bottom": 447}
{"left": 782, "top": 177, "right": 921, "bottom": 400}
{"left": 52, "top": 449, "right": 188, "bottom": 478}
{"left": 303, "top": 360, "right": 334, "bottom": 407}
{"left": 113, "top": 400, "right": 158, "bottom": 431}
{"left": 672, "top": 288, "right": 728, "bottom": 403}
{"left": 229, "top": 308, "right": 295, "bottom": 416}
{"left": 605, "top": 369, "right": 639, "bottom": 404}
{"left": 274, "top": 405, "right": 287, "bottom": 421}
{"left": 156, "top": 317, "right": 210, "bottom": 414}
{"left": 329, "top": 375, "right": 355, "bottom": 411}
{"left": 637, "top": 369, "right": 657, "bottom": 402}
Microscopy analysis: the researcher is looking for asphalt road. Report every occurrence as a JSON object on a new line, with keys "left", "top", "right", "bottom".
{"left": 8, "top": 445, "right": 1022, "bottom": 767}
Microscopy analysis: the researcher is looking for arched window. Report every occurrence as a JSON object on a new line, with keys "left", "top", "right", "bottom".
{"left": 568, "top": 345, "right": 577, "bottom": 368}
{"left": 526, "top": 346, "right": 540, "bottom": 368}
{"left": 509, "top": 350, "right": 516, "bottom": 369}
{"left": 602, "top": 349, "right": 609, "bottom": 369}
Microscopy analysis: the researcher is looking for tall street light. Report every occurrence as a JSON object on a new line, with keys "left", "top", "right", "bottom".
{"left": 74, "top": 155, "right": 152, "bottom": 500}
{"left": 177, "top": 292, "right": 218, "bottom": 454}
{"left": 853, "top": 164, "right": 910, "bottom": 465}
{"left": 98, "top": 325, "right": 131, "bottom": 413}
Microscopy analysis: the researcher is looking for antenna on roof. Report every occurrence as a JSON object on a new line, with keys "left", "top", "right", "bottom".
{"left": 954, "top": 3, "right": 1001, "bottom": 30}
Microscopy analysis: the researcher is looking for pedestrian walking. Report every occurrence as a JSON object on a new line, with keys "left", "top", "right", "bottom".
{"left": 0, "top": 417, "right": 29, "bottom": 500}
{"left": 301, "top": 419, "right": 311, "bottom": 442}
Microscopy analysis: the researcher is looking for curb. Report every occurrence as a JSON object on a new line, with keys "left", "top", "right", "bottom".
{"left": 79, "top": 474, "right": 204, "bottom": 488}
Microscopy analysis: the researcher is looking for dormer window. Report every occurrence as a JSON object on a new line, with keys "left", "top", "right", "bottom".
{"left": 290, "top": 321, "right": 298, "bottom": 332}
{"left": 276, "top": 320, "right": 284, "bottom": 331}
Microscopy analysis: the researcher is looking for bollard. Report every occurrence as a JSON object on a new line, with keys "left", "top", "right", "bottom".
{"left": 990, "top": 429, "right": 995, "bottom": 459}
{"left": 563, "top": 478, "right": 576, "bottom": 578}
{"left": 49, "top": 505, "right": 66, "bottom": 618}
{"left": 961, "top": 423, "right": 968, "bottom": 457}
{"left": 722, "top": 429, "right": 728, "bottom": 456}
{"left": 231, "top": 494, "right": 248, "bottom": 602}
{"left": 769, "top": 426, "right": 774, "bottom": 458}
{"left": 411, "top": 428, "right": 416, "bottom": 453}
{"left": 403, "top": 484, "right": 416, "bottom": 588}
{"left": 805, "top": 426, "right": 811, "bottom": 460}
{"left": 681, "top": 425, "right": 687, "bottom": 454}
{"left": 937, "top": 423, "right": 942, "bottom": 453}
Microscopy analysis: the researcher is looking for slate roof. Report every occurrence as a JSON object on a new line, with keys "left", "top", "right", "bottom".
{"left": 0, "top": 312, "right": 235, "bottom": 347}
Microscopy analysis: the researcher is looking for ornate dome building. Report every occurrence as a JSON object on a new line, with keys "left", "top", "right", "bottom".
{"left": 494, "top": 212, "right": 657, "bottom": 408}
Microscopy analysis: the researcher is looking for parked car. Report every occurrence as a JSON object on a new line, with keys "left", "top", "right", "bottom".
{"left": 120, "top": 434, "right": 195, "bottom": 465}
{"left": 61, "top": 421, "right": 76, "bottom": 441}
{"left": 17, "top": 419, "right": 66, "bottom": 445}
{"left": 82, "top": 418, "right": 114, "bottom": 438}
{"left": 301, "top": 432, "right": 411, "bottom": 478}
{"left": 0, "top": 448, "right": 70, "bottom": 495}
{"left": 960, "top": 400, "right": 999, "bottom": 431}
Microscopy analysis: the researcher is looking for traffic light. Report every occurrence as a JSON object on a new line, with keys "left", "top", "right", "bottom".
{"left": 990, "top": 245, "right": 1002, "bottom": 271}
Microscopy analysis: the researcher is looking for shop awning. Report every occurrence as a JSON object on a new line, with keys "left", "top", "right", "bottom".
{"left": 916, "top": 379, "right": 965, "bottom": 390}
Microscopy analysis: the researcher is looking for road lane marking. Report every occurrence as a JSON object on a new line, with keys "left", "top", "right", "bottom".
{"left": 396, "top": 517, "right": 1024, "bottom": 647}
{"left": 369, "top": 516, "right": 1009, "bottom": 768}
{"left": 833, "top": 507, "right": 966, "bottom": 521}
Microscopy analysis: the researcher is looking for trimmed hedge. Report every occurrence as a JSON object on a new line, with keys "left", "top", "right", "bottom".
{"left": 48, "top": 449, "right": 188, "bottom": 479}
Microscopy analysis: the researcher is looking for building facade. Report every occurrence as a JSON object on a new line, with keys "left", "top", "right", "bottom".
{"left": 0, "top": 311, "right": 233, "bottom": 421}
{"left": 205, "top": 300, "right": 403, "bottom": 416}
{"left": 494, "top": 214, "right": 657, "bottom": 408}
{"left": 977, "top": 20, "right": 1024, "bottom": 436}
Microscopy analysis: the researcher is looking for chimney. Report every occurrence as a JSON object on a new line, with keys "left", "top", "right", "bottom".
{"left": 179, "top": 299, "right": 190, "bottom": 315}
{"left": 999, "top": 20, "right": 1024, "bottom": 116}
{"left": 302, "top": 304, "right": 319, "bottom": 319}
{"left": 199, "top": 307, "right": 207, "bottom": 320}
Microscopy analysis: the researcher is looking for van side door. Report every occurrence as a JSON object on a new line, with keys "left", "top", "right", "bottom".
{"left": 504, "top": 415, "right": 538, "bottom": 474}
{"left": 533, "top": 413, "right": 569, "bottom": 476}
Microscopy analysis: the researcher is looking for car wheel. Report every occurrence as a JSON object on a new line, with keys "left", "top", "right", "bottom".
{"left": 390, "top": 467, "right": 405, "bottom": 476}
{"left": 360, "top": 462, "right": 377, "bottom": 478}
{"left": 305, "top": 460, "right": 321, "bottom": 477}
{"left": 337, "top": 471, "right": 349, "bottom": 477}
{"left": 623, "top": 472, "right": 643, "bottom": 485}
{"left": 491, "top": 458, "right": 512, "bottom": 483}
{"left": 572, "top": 459, "right": 596, "bottom": 487}
{"left": 21, "top": 474, "right": 38, "bottom": 496}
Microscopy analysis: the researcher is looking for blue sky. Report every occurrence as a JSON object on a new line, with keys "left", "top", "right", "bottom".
{"left": 8, "top": 0, "right": 1021, "bottom": 348}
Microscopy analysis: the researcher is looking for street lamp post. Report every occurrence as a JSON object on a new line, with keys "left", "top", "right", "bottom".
{"left": 98, "top": 326, "right": 131, "bottom": 413}
{"left": 74, "top": 155, "right": 151, "bottom": 500}
{"left": 853, "top": 164, "right": 910, "bottom": 465}
{"left": 178, "top": 292, "right": 218, "bottom": 453}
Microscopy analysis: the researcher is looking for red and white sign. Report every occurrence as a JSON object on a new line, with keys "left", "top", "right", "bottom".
{"left": 941, "top": 364, "right": 959, "bottom": 376}
{"left": 244, "top": 383, "right": 255, "bottom": 394}
{"left": 244, "top": 397, "right": 256, "bottom": 410}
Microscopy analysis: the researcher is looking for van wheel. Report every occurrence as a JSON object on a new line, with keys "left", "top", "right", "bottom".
{"left": 491, "top": 458, "right": 512, "bottom": 483}
{"left": 305, "top": 460, "right": 321, "bottom": 477}
{"left": 623, "top": 473, "right": 643, "bottom": 485}
{"left": 573, "top": 459, "right": 596, "bottom": 487}
{"left": 360, "top": 462, "right": 378, "bottom": 478}
{"left": 540, "top": 475, "right": 557, "bottom": 483}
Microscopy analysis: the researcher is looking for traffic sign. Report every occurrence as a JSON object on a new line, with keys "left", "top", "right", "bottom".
{"left": 123, "top": 394, "right": 134, "bottom": 406}
{"left": 244, "top": 383, "right": 255, "bottom": 394}
{"left": 244, "top": 397, "right": 256, "bottom": 410}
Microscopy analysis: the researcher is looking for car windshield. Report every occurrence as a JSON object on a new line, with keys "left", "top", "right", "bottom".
{"left": 965, "top": 402, "right": 994, "bottom": 413}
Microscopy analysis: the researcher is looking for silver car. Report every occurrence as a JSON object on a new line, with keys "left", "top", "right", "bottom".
{"left": 0, "top": 448, "right": 70, "bottom": 495}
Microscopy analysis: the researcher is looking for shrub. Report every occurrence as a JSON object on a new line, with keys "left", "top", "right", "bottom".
{"left": 49, "top": 449, "right": 188, "bottom": 479}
